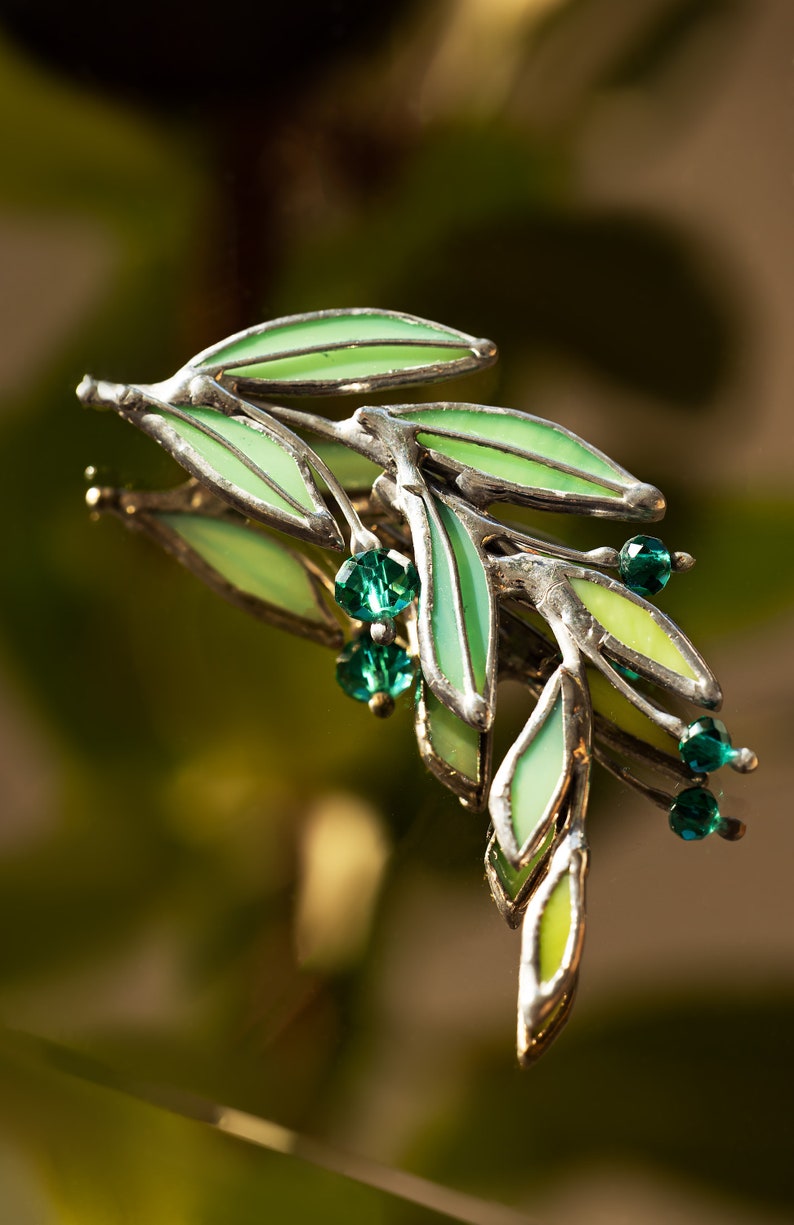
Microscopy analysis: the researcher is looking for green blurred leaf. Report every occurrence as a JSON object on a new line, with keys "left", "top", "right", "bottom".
{"left": 0, "top": 1029, "right": 510, "bottom": 1225}
{"left": 396, "top": 211, "right": 737, "bottom": 406}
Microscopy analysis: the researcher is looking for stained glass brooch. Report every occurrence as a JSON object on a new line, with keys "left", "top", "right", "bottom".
{"left": 78, "top": 308, "right": 757, "bottom": 1065}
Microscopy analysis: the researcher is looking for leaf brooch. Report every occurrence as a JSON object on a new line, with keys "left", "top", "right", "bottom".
{"left": 79, "top": 308, "right": 757, "bottom": 1066}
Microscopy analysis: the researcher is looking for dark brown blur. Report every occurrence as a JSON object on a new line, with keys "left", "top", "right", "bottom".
{"left": 0, "top": 2, "right": 791, "bottom": 1222}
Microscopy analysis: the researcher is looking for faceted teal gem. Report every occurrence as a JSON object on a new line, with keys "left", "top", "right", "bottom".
{"left": 334, "top": 549, "right": 420, "bottom": 621}
{"left": 619, "top": 535, "right": 671, "bottom": 596}
{"left": 679, "top": 717, "right": 736, "bottom": 773}
{"left": 335, "top": 637, "right": 414, "bottom": 702}
{"left": 668, "top": 787, "right": 721, "bottom": 840}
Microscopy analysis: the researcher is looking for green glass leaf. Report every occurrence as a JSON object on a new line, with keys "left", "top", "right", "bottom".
{"left": 152, "top": 512, "right": 342, "bottom": 647}
{"left": 130, "top": 402, "right": 343, "bottom": 549}
{"left": 416, "top": 685, "right": 489, "bottom": 809}
{"left": 490, "top": 669, "right": 584, "bottom": 867}
{"left": 568, "top": 574, "right": 719, "bottom": 705}
{"left": 485, "top": 825, "right": 555, "bottom": 929}
{"left": 409, "top": 490, "right": 497, "bottom": 730}
{"left": 588, "top": 668, "right": 672, "bottom": 754}
{"left": 538, "top": 874, "right": 573, "bottom": 984}
{"left": 391, "top": 403, "right": 664, "bottom": 519}
{"left": 517, "top": 825, "right": 589, "bottom": 1067}
{"left": 189, "top": 309, "right": 497, "bottom": 395}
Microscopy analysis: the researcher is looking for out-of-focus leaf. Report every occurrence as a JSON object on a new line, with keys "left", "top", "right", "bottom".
{"left": 0, "top": 1029, "right": 515, "bottom": 1225}
{"left": 664, "top": 494, "right": 794, "bottom": 636}
{"left": 599, "top": 0, "right": 744, "bottom": 89}
{"left": 389, "top": 212, "right": 736, "bottom": 407}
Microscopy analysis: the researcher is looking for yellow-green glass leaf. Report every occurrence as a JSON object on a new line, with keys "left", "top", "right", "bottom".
{"left": 539, "top": 875, "right": 573, "bottom": 984}
{"left": 159, "top": 407, "right": 315, "bottom": 514}
{"left": 588, "top": 668, "right": 672, "bottom": 753}
{"left": 417, "top": 434, "right": 620, "bottom": 498}
{"left": 424, "top": 690, "right": 480, "bottom": 782}
{"left": 489, "top": 826, "right": 554, "bottom": 902}
{"left": 511, "top": 691, "right": 567, "bottom": 847}
{"left": 156, "top": 514, "right": 324, "bottom": 624}
{"left": 408, "top": 407, "right": 622, "bottom": 483}
{"left": 569, "top": 577, "right": 699, "bottom": 682}
{"left": 434, "top": 500, "right": 490, "bottom": 690}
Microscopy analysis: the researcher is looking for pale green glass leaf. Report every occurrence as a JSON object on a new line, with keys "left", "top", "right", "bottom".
{"left": 422, "top": 690, "right": 481, "bottom": 782}
{"left": 416, "top": 686, "right": 489, "bottom": 808}
{"left": 406, "top": 406, "right": 619, "bottom": 481}
{"left": 134, "top": 404, "right": 342, "bottom": 548}
{"left": 392, "top": 404, "right": 662, "bottom": 517}
{"left": 161, "top": 407, "right": 314, "bottom": 511}
{"left": 511, "top": 691, "right": 567, "bottom": 848}
{"left": 414, "top": 492, "right": 496, "bottom": 729}
{"left": 569, "top": 575, "right": 700, "bottom": 682}
{"left": 117, "top": 505, "right": 342, "bottom": 648}
{"left": 432, "top": 500, "right": 490, "bottom": 691}
{"left": 190, "top": 309, "right": 496, "bottom": 393}
{"left": 490, "top": 669, "right": 581, "bottom": 867}
{"left": 158, "top": 513, "right": 331, "bottom": 624}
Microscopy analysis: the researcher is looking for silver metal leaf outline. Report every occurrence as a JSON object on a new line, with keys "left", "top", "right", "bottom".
{"left": 552, "top": 565, "right": 722, "bottom": 711}
{"left": 384, "top": 401, "right": 665, "bottom": 521}
{"left": 114, "top": 388, "right": 344, "bottom": 551}
{"left": 405, "top": 483, "right": 498, "bottom": 731}
{"left": 415, "top": 678, "right": 492, "bottom": 810}
{"left": 517, "top": 798, "right": 589, "bottom": 1068}
{"left": 88, "top": 483, "right": 344, "bottom": 649}
{"left": 485, "top": 825, "right": 556, "bottom": 930}
{"left": 183, "top": 308, "right": 497, "bottom": 397}
{"left": 490, "top": 666, "right": 587, "bottom": 868}
{"left": 493, "top": 553, "right": 722, "bottom": 720}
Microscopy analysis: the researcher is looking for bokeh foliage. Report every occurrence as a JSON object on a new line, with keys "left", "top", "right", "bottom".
{"left": 0, "top": 0, "right": 790, "bottom": 1220}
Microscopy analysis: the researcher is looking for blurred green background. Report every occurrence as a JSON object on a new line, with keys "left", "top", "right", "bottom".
{"left": 0, "top": 1, "right": 792, "bottom": 1221}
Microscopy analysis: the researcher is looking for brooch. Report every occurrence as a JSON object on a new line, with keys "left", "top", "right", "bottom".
{"left": 79, "top": 308, "right": 756, "bottom": 1065}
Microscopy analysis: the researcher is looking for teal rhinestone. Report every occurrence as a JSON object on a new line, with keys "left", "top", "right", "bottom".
{"left": 619, "top": 535, "right": 671, "bottom": 596}
{"left": 679, "top": 717, "right": 736, "bottom": 773}
{"left": 335, "top": 637, "right": 414, "bottom": 702}
{"left": 668, "top": 787, "right": 721, "bottom": 840}
{"left": 334, "top": 549, "right": 420, "bottom": 622}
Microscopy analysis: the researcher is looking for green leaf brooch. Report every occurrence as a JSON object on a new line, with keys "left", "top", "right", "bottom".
{"left": 79, "top": 308, "right": 757, "bottom": 1066}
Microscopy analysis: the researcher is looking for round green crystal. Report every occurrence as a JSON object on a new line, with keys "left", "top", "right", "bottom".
{"left": 668, "top": 787, "right": 721, "bottom": 840}
{"left": 334, "top": 548, "right": 420, "bottom": 621}
{"left": 619, "top": 535, "right": 671, "bottom": 596}
{"left": 335, "top": 637, "right": 414, "bottom": 702}
{"left": 679, "top": 717, "right": 736, "bottom": 773}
